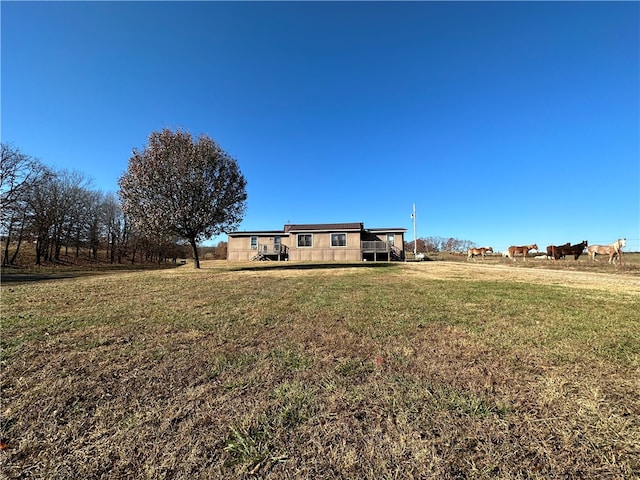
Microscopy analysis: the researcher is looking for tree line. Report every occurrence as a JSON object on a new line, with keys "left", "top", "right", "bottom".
{"left": 1, "top": 143, "right": 175, "bottom": 266}
{"left": 405, "top": 236, "right": 476, "bottom": 254}
{"left": 1, "top": 130, "right": 247, "bottom": 268}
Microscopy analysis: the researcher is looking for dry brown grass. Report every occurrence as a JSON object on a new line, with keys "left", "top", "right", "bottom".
{"left": 406, "top": 260, "right": 640, "bottom": 294}
{"left": 1, "top": 260, "right": 639, "bottom": 479}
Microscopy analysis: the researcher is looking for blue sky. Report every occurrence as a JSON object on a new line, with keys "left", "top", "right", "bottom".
{"left": 2, "top": 1, "right": 639, "bottom": 252}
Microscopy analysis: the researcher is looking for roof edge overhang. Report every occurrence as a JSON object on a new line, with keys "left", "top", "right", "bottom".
{"left": 285, "top": 222, "right": 363, "bottom": 233}
{"left": 228, "top": 224, "right": 408, "bottom": 236}
{"left": 367, "top": 228, "right": 408, "bottom": 233}
{"left": 227, "top": 230, "right": 286, "bottom": 237}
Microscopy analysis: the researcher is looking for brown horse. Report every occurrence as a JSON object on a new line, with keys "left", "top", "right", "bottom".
{"left": 561, "top": 240, "right": 588, "bottom": 260}
{"left": 546, "top": 242, "right": 570, "bottom": 260}
{"left": 587, "top": 238, "right": 626, "bottom": 265}
{"left": 467, "top": 246, "right": 493, "bottom": 261}
{"left": 507, "top": 244, "right": 538, "bottom": 262}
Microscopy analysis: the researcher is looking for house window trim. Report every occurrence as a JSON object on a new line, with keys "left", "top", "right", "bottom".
{"left": 331, "top": 232, "right": 348, "bottom": 248}
{"left": 297, "top": 233, "right": 313, "bottom": 248}
{"left": 250, "top": 236, "right": 258, "bottom": 250}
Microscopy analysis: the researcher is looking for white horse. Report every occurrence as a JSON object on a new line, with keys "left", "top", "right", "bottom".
{"left": 587, "top": 238, "right": 626, "bottom": 265}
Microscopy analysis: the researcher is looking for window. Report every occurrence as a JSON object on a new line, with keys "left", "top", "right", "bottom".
{"left": 297, "top": 234, "right": 312, "bottom": 247}
{"left": 387, "top": 234, "right": 395, "bottom": 246}
{"left": 250, "top": 236, "right": 258, "bottom": 250}
{"left": 331, "top": 233, "right": 347, "bottom": 247}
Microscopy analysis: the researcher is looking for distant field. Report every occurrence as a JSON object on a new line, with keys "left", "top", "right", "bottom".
{"left": 1, "top": 261, "right": 639, "bottom": 479}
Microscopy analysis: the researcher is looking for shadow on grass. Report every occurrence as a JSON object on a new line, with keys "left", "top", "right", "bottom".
{"left": 0, "top": 264, "right": 184, "bottom": 284}
{"left": 0, "top": 272, "right": 103, "bottom": 284}
{"left": 231, "top": 262, "right": 399, "bottom": 272}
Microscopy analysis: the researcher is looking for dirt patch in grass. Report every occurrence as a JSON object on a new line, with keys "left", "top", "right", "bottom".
{"left": 1, "top": 261, "right": 639, "bottom": 479}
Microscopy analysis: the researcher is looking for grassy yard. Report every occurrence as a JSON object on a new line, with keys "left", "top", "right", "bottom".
{"left": 1, "top": 260, "right": 639, "bottom": 479}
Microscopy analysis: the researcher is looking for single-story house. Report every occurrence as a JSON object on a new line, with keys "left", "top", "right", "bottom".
{"left": 227, "top": 222, "right": 407, "bottom": 262}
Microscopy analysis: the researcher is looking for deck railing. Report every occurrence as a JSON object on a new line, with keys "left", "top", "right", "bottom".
{"left": 361, "top": 241, "right": 390, "bottom": 252}
{"left": 257, "top": 244, "right": 288, "bottom": 255}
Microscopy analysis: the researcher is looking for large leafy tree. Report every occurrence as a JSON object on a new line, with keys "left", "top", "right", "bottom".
{"left": 118, "top": 129, "right": 247, "bottom": 268}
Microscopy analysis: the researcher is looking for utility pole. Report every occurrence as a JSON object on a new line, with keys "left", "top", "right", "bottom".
{"left": 411, "top": 203, "right": 417, "bottom": 256}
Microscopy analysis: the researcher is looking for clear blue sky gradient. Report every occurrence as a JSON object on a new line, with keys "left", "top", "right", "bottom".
{"left": 3, "top": 1, "right": 639, "bottom": 251}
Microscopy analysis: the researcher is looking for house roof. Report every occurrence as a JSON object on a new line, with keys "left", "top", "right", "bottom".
{"left": 228, "top": 223, "right": 408, "bottom": 236}
{"left": 284, "top": 223, "right": 363, "bottom": 233}
{"left": 227, "top": 230, "right": 285, "bottom": 237}
{"left": 367, "top": 227, "right": 408, "bottom": 233}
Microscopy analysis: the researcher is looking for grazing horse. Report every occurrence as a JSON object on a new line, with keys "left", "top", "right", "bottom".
{"left": 561, "top": 240, "right": 588, "bottom": 260}
{"left": 587, "top": 238, "right": 626, "bottom": 265}
{"left": 546, "top": 242, "right": 570, "bottom": 260}
{"left": 507, "top": 244, "right": 538, "bottom": 262}
{"left": 467, "top": 246, "right": 493, "bottom": 261}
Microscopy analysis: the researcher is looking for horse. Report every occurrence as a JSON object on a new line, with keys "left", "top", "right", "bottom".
{"left": 561, "top": 240, "right": 588, "bottom": 260}
{"left": 467, "top": 246, "right": 493, "bottom": 261}
{"left": 507, "top": 244, "right": 538, "bottom": 262}
{"left": 546, "top": 242, "right": 570, "bottom": 260}
{"left": 587, "top": 238, "right": 626, "bottom": 265}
